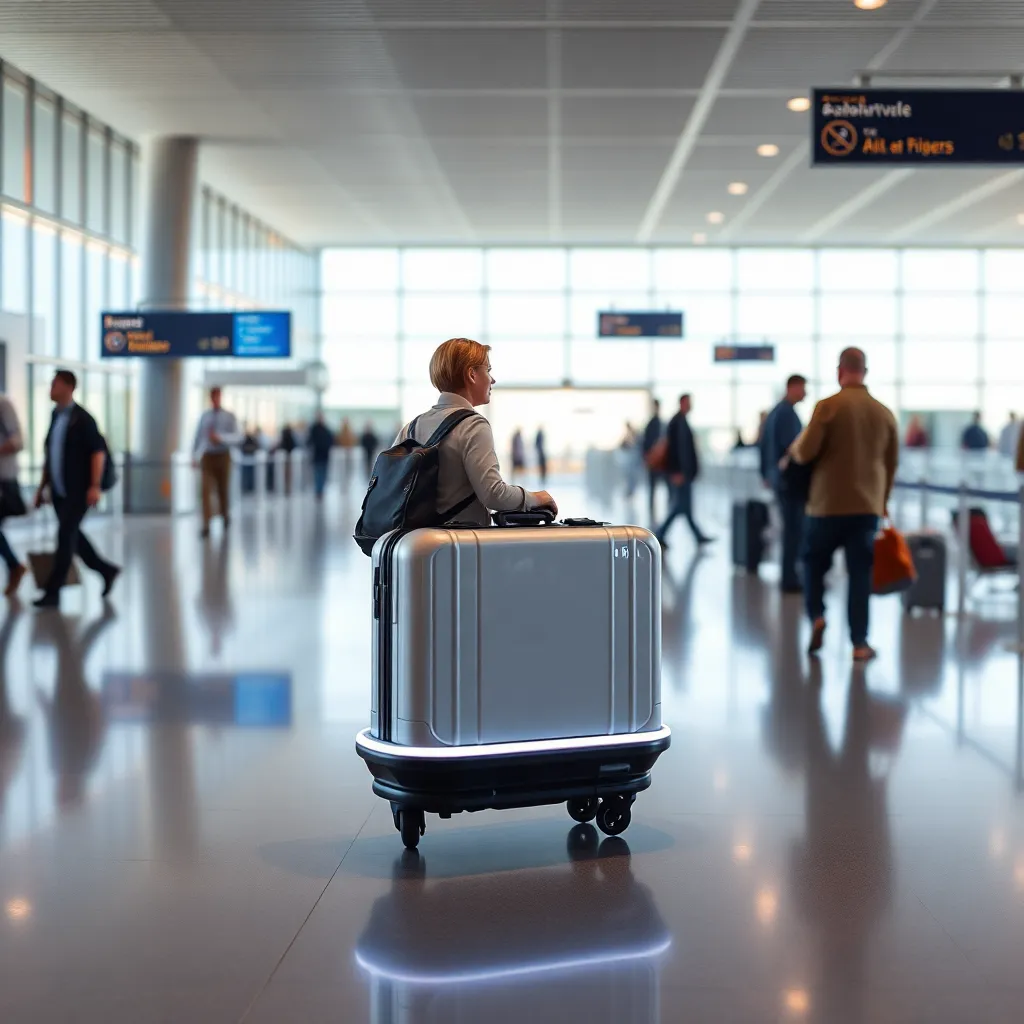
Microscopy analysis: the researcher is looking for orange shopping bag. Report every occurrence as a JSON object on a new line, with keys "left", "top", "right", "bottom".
{"left": 873, "top": 519, "right": 917, "bottom": 595}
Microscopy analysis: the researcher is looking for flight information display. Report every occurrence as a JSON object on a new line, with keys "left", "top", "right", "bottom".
{"left": 598, "top": 311, "right": 684, "bottom": 338}
{"left": 813, "top": 88, "right": 1024, "bottom": 165}
{"left": 100, "top": 311, "right": 291, "bottom": 359}
{"left": 714, "top": 344, "right": 775, "bottom": 363}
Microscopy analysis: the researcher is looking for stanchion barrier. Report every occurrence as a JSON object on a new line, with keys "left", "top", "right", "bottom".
{"left": 957, "top": 483, "right": 970, "bottom": 620}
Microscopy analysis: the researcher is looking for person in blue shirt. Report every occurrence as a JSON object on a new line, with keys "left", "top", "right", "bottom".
{"left": 761, "top": 374, "right": 808, "bottom": 594}
{"left": 961, "top": 412, "right": 990, "bottom": 452}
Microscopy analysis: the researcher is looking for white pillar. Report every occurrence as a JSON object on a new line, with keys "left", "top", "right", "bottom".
{"left": 131, "top": 136, "right": 198, "bottom": 513}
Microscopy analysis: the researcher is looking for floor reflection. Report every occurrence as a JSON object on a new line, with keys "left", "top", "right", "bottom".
{"left": 791, "top": 665, "right": 906, "bottom": 1024}
{"left": 356, "top": 826, "right": 669, "bottom": 1024}
{"left": 32, "top": 604, "right": 118, "bottom": 810}
{"left": 0, "top": 603, "right": 25, "bottom": 814}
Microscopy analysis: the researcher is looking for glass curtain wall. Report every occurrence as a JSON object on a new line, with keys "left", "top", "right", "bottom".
{"left": 0, "top": 58, "right": 318, "bottom": 465}
{"left": 321, "top": 247, "right": 1024, "bottom": 449}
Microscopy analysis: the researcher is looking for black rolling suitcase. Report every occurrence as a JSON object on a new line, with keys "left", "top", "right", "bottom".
{"left": 732, "top": 500, "right": 769, "bottom": 574}
{"left": 902, "top": 532, "right": 946, "bottom": 613}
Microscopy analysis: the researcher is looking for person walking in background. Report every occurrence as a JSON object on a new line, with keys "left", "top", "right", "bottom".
{"left": 535, "top": 427, "right": 548, "bottom": 486}
{"left": 0, "top": 393, "right": 27, "bottom": 598}
{"left": 642, "top": 399, "right": 664, "bottom": 520}
{"left": 33, "top": 370, "right": 120, "bottom": 609}
{"left": 762, "top": 374, "right": 808, "bottom": 594}
{"left": 961, "top": 412, "right": 990, "bottom": 451}
{"left": 278, "top": 423, "right": 298, "bottom": 496}
{"left": 621, "top": 423, "right": 642, "bottom": 500}
{"left": 360, "top": 422, "right": 379, "bottom": 478}
{"left": 904, "top": 415, "right": 929, "bottom": 449}
{"left": 193, "top": 386, "right": 239, "bottom": 539}
{"left": 307, "top": 413, "right": 335, "bottom": 501}
{"left": 655, "top": 394, "right": 713, "bottom": 550}
{"left": 511, "top": 428, "right": 526, "bottom": 481}
{"left": 790, "top": 348, "right": 898, "bottom": 663}
{"left": 998, "top": 412, "right": 1020, "bottom": 461}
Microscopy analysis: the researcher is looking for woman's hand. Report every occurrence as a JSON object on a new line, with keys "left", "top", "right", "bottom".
{"left": 530, "top": 490, "right": 558, "bottom": 516}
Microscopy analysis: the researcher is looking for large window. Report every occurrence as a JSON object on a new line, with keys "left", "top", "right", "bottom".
{"left": 321, "top": 247, "right": 1024, "bottom": 438}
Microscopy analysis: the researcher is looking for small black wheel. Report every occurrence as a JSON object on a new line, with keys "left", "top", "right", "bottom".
{"left": 399, "top": 809, "right": 424, "bottom": 850}
{"left": 596, "top": 798, "right": 631, "bottom": 837}
{"left": 567, "top": 796, "right": 599, "bottom": 823}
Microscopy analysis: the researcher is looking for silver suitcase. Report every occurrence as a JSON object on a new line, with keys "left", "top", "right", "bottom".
{"left": 356, "top": 513, "right": 671, "bottom": 849}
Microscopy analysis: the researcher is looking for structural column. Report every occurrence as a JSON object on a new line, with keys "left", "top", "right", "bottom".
{"left": 132, "top": 136, "right": 199, "bottom": 513}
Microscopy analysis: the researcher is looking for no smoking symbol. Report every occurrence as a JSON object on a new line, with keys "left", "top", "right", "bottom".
{"left": 821, "top": 119, "right": 858, "bottom": 157}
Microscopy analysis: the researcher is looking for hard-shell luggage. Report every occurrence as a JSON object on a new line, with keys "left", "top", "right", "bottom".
{"left": 732, "top": 500, "right": 769, "bottom": 573}
{"left": 355, "top": 512, "right": 671, "bottom": 849}
{"left": 902, "top": 532, "right": 946, "bottom": 613}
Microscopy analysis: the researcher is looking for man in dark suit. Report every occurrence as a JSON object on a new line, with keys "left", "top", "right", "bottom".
{"left": 762, "top": 374, "right": 808, "bottom": 594}
{"left": 641, "top": 399, "right": 663, "bottom": 521}
{"left": 655, "top": 393, "right": 713, "bottom": 549}
{"left": 33, "top": 370, "right": 120, "bottom": 609}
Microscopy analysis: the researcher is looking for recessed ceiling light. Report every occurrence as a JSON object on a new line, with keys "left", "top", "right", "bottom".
{"left": 692, "top": 232, "right": 708, "bottom": 245}
{"left": 757, "top": 143, "right": 780, "bottom": 158}
{"left": 727, "top": 182, "right": 748, "bottom": 196}
{"left": 707, "top": 211, "right": 725, "bottom": 224}
{"left": 854, "top": 0, "right": 887, "bottom": 9}
{"left": 787, "top": 96, "right": 811, "bottom": 112}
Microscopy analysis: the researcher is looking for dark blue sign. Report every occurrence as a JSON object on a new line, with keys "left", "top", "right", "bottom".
{"left": 598, "top": 311, "right": 683, "bottom": 338}
{"left": 100, "top": 311, "right": 291, "bottom": 359}
{"left": 813, "top": 88, "right": 1024, "bottom": 166}
{"left": 714, "top": 344, "right": 775, "bottom": 363}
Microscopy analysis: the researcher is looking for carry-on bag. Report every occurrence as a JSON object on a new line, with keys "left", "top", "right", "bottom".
{"left": 731, "top": 499, "right": 769, "bottom": 573}
{"left": 901, "top": 531, "right": 946, "bottom": 613}
{"left": 873, "top": 520, "right": 917, "bottom": 595}
{"left": 355, "top": 512, "right": 671, "bottom": 849}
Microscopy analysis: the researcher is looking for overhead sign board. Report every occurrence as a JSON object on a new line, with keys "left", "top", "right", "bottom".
{"left": 100, "top": 311, "right": 291, "bottom": 359}
{"left": 598, "top": 312, "right": 683, "bottom": 338}
{"left": 714, "top": 344, "right": 775, "bottom": 363}
{"left": 812, "top": 88, "right": 1024, "bottom": 166}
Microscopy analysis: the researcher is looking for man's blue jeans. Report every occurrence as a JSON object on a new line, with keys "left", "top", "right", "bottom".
{"left": 313, "top": 461, "right": 329, "bottom": 498}
{"left": 777, "top": 492, "right": 805, "bottom": 591}
{"left": 803, "top": 514, "right": 878, "bottom": 646}
{"left": 656, "top": 481, "right": 706, "bottom": 544}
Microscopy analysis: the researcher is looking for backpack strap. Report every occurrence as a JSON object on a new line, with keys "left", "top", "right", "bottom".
{"left": 440, "top": 493, "right": 477, "bottom": 522}
{"left": 423, "top": 408, "right": 478, "bottom": 448}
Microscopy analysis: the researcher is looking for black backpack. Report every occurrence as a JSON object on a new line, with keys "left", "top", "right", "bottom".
{"left": 353, "top": 409, "right": 477, "bottom": 556}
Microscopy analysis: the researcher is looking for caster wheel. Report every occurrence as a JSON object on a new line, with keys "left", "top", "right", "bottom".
{"left": 596, "top": 798, "right": 631, "bottom": 837}
{"left": 567, "top": 796, "right": 599, "bottom": 824}
{"left": 399, "top": 809, "right": 425, "bottom": 850}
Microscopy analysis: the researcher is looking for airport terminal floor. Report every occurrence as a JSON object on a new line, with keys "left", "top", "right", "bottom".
{"left": 1, "top": 476, "right": 1024, "bottom": 1023}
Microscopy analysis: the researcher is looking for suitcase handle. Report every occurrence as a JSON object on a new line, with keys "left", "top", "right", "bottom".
{"left": 492, "top": 510, "right": 555, "bottom": 528}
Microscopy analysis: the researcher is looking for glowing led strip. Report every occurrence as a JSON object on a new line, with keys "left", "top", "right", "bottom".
{"left": 355, "top": 725, "right": 671, "bottom": 761}
{"left": 354, "top": 935, "right": 672, "bottom": 986}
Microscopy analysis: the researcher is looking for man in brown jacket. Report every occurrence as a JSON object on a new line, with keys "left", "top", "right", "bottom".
{"left": 790, "top": 348, "right": 898, "bottom": 662}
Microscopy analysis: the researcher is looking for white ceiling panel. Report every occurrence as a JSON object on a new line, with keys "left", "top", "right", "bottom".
{"left": 724, "top": 28, "right": 897, "bottom": 89}
{"left": 381, "top": 30, "right": 548, "bottom": 89}
{"left": 561, "top": 97, "right": 694, "bottom": 139}
{"left": 3, "top": 0, "right": 1024, "bottom": 245}
{"left": 561, "top": 30, "right": 724, "bottom": 89}
{"left": 409, "top": 96, "right": 549, "bottom": 139}
{"left": 886, "top": 27, "right": 1024, "bottom": 70}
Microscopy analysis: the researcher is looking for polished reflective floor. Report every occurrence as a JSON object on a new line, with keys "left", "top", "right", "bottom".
{"left": 2, "top": 477, "right": 1024, "bottom": 1023}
